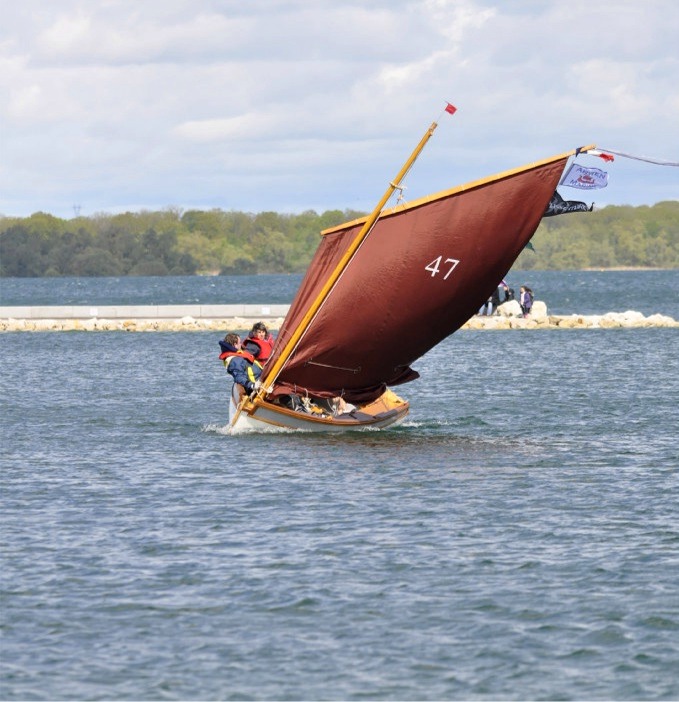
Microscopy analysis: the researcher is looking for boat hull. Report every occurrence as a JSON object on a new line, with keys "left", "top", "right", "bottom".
{"left": 229, "top": 385, "right": 409, "bottom": 433}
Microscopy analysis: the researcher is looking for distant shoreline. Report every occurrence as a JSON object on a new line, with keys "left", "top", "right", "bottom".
{"left": 1, "top": 304, "right": 676, "bottom": 332}
{"left": 0, "top": 267, "right": 677, "bottom": 281}
{"left": 579, "top": 266, "right": 670, "bottom": 271}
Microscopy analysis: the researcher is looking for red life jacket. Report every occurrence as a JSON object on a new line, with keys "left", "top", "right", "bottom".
{"left": 219, "top": 348, "right": 257, "bottom": 364}
{"left": 243, "top": 336, "right": 274, "bottom": 362}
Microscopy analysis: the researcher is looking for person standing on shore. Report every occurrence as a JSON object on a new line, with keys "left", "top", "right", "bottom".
{"left": 520, "top": 285, "right": 534, "bottom": 317}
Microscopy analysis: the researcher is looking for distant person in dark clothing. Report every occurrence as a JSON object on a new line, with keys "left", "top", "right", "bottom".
{"left": 520, "top": 286, "right": 534, "bottom": 317}
{"left": 490, "top": 286, "right": 502, "bottom": 314}
{"left": 480, "top": 282, "right": 511, "bottom": 316}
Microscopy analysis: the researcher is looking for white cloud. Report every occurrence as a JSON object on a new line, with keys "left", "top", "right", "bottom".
{"left": 173, "top": 113, "right": 278, "bottom": 141}
{"left": 6, "top": 84, "right": 43, "bottom": 119}
{"left": 1, "top": 0, "right": 677, "bottom": 219}
{"left": 39, "top": 11, "right": 92, "bottom": 54}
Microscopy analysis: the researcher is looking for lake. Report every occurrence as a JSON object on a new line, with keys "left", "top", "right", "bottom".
{"left": 1, "top": 271, "right": 678, "bottom": 700}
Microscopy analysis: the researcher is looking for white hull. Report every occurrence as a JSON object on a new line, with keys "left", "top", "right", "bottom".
{"left": 228, "top": 385, "right": 409, "bottom": 433}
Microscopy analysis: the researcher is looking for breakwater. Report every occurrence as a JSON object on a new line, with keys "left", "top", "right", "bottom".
{"left": 1, "top": 302, "right": 677, "bottom": 332}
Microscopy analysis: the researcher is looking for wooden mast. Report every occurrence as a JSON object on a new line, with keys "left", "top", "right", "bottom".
{"left": 254, "top": 120, "right": 440, "bottom": 401}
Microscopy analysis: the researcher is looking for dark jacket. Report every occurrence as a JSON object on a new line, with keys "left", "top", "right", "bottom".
{"left": 218, "top": 340, "right": 262, "bottom": 393}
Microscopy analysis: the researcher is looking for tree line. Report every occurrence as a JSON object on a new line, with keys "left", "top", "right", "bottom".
{"left": 515, "top": 200, "right": 679, "bottom": 270}
{"left": 0, "top": 208, "right": 362, "bottom": 277}
{"left": 0, "top": 201, "right": 677, "bottom": 277}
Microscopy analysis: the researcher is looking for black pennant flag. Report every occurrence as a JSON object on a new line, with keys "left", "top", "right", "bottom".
{"left": 544, "top": 190, "right": 594, "bottom": 217}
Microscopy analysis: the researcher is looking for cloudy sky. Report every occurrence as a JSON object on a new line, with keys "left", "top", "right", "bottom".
{"left": 1, "top": 0, "right": 678, "bottom": 219}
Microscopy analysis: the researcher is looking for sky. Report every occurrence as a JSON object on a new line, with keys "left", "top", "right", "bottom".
{"left": 1, "top": 0, "right": 678, "bottom": 220}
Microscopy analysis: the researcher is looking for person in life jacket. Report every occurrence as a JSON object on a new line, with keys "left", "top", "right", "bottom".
{"left": 242, "top": 321, "right": 274, "bottom": 363}
{"left": 219, "top": 333, "right": 262, "bottom": 394}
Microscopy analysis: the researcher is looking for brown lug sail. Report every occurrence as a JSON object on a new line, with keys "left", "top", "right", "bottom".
{"left": 261, "top": 150, "right": 584, "bottom": 404}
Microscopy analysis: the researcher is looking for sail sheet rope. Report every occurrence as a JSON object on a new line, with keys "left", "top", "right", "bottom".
{"left": 596, "top": 148, "right": 679, "bottom": 167}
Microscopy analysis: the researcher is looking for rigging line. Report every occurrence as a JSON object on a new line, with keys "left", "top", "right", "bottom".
{"left": 597, "top": 148, "right": 679, "bottom": 167}
{"left": 392, "top": 182, "right": 408, "bottom": 206}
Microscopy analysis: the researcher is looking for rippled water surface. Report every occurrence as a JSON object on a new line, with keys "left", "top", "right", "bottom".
{"left": 1, "top": 274, "right": 679, "bottom": 700}
{"left": 3, "top": 269, "right": 679, "bottom": 317}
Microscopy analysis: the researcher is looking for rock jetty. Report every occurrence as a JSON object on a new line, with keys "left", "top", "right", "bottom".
{"left": 462, "top": 300, "right": 678, "bottom": 330}
{"left": 0, "top": 301, "right": 676, "bottom": 332}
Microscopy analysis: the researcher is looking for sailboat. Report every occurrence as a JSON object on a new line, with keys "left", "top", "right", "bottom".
{"left": 228, "top": 111, "right": 595, "bottom": 432}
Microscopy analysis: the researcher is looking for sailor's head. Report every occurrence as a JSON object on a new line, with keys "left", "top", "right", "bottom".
{"left": 251, "top": 321, "right": 268, "bottom": 339}
{"left": 223, "top": 333, "right": 241, "bottom": 348}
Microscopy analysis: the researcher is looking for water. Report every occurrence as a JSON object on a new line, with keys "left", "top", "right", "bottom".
{"left": 0, "top": 274, "right": 301, "bottom": 307}
{"left": 1, "top": 273, "right": 679, "bottom": 700}
{"left": 2, "top": 269, "right": 679, "bottom": 317}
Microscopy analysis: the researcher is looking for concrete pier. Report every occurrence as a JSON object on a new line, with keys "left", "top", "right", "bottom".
{"left": 0, "top": 304, "right": 677, "bottom": 332}
{"left": 0, "top": 304, "right": 289, "bottom": 332}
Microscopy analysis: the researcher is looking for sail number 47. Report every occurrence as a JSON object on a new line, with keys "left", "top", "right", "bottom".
{"left": 425, "top": 256, "right": 460, "bottom": 279}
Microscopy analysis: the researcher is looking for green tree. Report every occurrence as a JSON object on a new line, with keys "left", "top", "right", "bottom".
{"left": 2, "top": 201, "right": 678, "bottom": 276}
{"left": 71, "top": 248, "right": 123, "bottom": 276}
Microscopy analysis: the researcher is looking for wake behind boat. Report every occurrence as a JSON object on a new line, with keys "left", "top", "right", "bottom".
{"left": 225, "top": 107, "right": 597, "bottom": 432}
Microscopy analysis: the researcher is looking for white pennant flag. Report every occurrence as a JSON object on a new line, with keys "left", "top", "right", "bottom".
{"left": 561, "top": 163, "right": 609, "bottom": 190}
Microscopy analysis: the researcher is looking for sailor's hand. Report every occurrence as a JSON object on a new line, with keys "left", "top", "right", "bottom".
{"left": 245, "top": 381, "right": 259, "bottom": 399}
